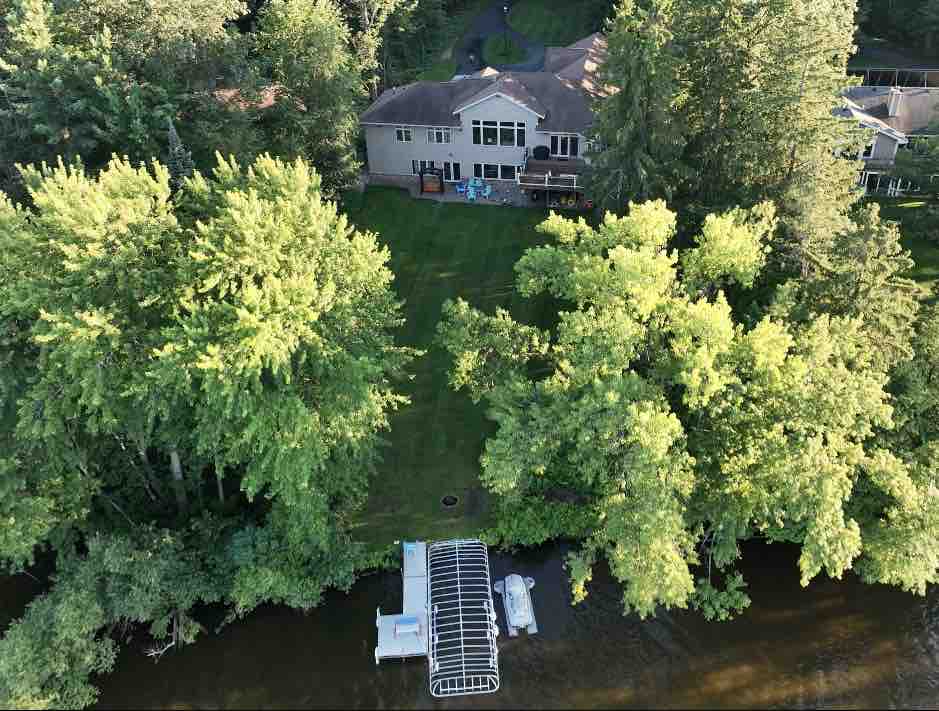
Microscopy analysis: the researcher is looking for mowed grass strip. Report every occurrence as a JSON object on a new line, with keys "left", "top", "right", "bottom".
{"left": 507, "top": 0, "right": 609, "bottom": 47}
{"left": 482, "top": 35, "right": 526, "bottom": 65}
{"left": 342, "top": 188, "right": 552, "bottom": 543}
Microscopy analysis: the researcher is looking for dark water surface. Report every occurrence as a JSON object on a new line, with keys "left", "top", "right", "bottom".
{"left": 82, "top": 542, "right": 939, "bottom": 709}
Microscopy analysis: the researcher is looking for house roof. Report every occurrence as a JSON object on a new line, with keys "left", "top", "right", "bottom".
{"left": 452, "top": 74, "right": 547, "bottom": 117}
{"left": 360, "top": 33, "right": 610, "bottom": 134}
{"left": 835, "top": 97, "right": 908, "bottom": 144}
{"left": 843, "top": 86, "right": 939, "bottom": 137}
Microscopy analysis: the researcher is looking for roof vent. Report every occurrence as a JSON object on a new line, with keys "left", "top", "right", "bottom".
{"left": 888, "top": 89, "right": 903, "bottom": 118}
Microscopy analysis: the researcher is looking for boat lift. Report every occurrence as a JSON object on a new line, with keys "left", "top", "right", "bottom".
{"left": 375, "top": 539, "right": 500, "bottom": 698}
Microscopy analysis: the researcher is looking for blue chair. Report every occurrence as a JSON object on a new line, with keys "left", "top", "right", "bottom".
{"left": 482, "top": 185, "right": 492, "bottom": 199}
{"left": 470, "top": 177, "right": 483, "bottom": 189}
{"left": 467, "top": 186, "right": 477, "bottom": 201}
{"left": 456, "top": 181, "right": 466, "bottom": 195}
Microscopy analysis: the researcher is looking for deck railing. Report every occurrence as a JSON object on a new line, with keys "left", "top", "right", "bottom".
{"left": 517, "top": 172, "right": 581, "bottom": 190}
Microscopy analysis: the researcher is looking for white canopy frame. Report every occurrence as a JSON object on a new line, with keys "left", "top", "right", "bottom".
{"left": 427, "top": 539, "right": 500, "bottom": 698}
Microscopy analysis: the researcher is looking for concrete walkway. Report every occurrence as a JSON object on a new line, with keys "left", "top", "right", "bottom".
{"left": 455, "top": 1, "right": 545, "bottom": 75}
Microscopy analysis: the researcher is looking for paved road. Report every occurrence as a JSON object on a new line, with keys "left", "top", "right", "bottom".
{"left": 454, "top": 1, "right": 545, "bottom": 75}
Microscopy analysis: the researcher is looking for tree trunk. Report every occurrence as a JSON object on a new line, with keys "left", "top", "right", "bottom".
{"left": 216, "top": 471, "right": 225, "bottom": 506}
{"left": 133, "top": 433, "right": 162, "bottom": 501}
{"left": 169, "top": 445, "right": 188, "bottom": 515}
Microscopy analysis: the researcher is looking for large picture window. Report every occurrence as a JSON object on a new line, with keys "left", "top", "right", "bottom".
{"left": 483, "top": 121, "right": 498, "bottom": 146}
{"left": 428, "top": 127, "right": 451, "bottom": 144}
{"left": 473, "top": 120, "right": 526, "bottom": 147}
{"left": 396, "top": 127, "right": 412, "bottom": 143}
{"left": 500, "top": 121, "right": 515, "bottom": 146}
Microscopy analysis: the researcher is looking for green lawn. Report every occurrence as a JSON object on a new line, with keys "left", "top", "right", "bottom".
{"left": 341, "top": 188, "right": 552, "bottom": 544}
{"left": 507, "top": 0, "right": 609, "bottom": 47}
{"left": 872, "top": 198, "right": 939, "bottom": 302}
{"left": 482, "top": 35, "right": 527, "bottom": 65}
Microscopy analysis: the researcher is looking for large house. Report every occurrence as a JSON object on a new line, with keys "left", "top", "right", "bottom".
{"left": 360, "top": 33, "right": 610, "bottom": 194}
{"left": 838, "top": 85, "right": 939, "bottom": 193}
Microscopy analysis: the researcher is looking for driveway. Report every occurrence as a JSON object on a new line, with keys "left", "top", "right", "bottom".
{"left": 454, "top": 1, "right": 545, "bottom": 74}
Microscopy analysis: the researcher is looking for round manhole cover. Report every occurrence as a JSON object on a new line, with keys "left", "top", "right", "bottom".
{"left": 441, "top": 495, "right": 459, "bottom": 508}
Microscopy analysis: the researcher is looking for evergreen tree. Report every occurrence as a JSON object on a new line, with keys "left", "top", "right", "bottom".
{"left": 587, "top": 0, "right": 685, "bottom": 210}
{"left": 771, "top": 202, "right": 921, "bottom": 372}
{"left": 166, "top": 118, "right": 195, "bottom": 190}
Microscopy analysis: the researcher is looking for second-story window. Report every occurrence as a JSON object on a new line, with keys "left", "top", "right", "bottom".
{"left": 395, "top": 127, "right": 412, "bottom": 143}
{"left": 473, "top": 120, "right": 526, "bottom": 147}
{"left": 428, "top": 127, "right": 451, "bottom": 144}
{"left": 483, "top": 121, "right": 498, "bottom": 145}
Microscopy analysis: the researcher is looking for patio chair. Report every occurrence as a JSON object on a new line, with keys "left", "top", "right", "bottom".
{"left": 467, "top": 186, "right": 477, "bottom": 201}
{"left": 482, "top": 185, "right": 492, "bottom": 199}
{"left": 456, "top": 181, "right": 466, "bottom": 195}
{"left": 470, "top": 177, "right": 483, "bottom": 189}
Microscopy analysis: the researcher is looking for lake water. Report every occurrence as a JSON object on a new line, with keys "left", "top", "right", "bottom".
{"left": 71, "top": 542, "right": 939, "bottom": 709}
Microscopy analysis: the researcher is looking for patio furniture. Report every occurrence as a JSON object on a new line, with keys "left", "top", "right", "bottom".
{"left": 467, "top": 186, "right": 477, "bottom": 201}
{"left": 469, "top": 177, "right": 483, "bottom": 189}
{"left": 482, "top": 185, "right": 492, "bottom": 199}
{"left": 456, "top": 181, "right": 467, "bottom": 195}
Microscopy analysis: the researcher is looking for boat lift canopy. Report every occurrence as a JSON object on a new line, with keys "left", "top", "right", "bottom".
{"left": 374, "top": 539, "right": 500, "bottom": 699}
{"left": 427, "top": 539, "right": 500, "bottom": 698}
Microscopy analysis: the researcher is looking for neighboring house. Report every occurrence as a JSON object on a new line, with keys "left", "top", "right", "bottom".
{"left": 837, "top": 85, "right": 939, "bottom": 194}
{"left": 360, "top": 33, "right": 609, "bottom": 193}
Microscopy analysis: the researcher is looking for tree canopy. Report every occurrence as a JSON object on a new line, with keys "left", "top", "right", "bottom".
{"left": 438, "top": 201, "right": 939, "bottom": 619}
{"left": 0, "top": 153, "right": 414, "bottom": 707}
{"left": 589, "top": 0, "right": 867, "bottom": 267}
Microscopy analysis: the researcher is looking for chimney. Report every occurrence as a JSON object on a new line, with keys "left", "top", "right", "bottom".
{"left": 888, "top": 89, "right": 903, "bottom": 118}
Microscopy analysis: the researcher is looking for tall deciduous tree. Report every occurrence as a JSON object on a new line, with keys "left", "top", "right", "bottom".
{"left": 0, "top": 154, "right": 414, "bottom": 707}
{"left": 438, "top": 202, "right": 937, "bottom": 620}
{"left": 254, "top": 0, "right": 366, "bottom": 193}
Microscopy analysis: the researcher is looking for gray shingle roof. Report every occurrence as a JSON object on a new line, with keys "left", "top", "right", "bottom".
{"left": 453, "top": 75, "right": 548, "bottom": 117}
{"left": 360, "top": 34, "right": 609, "bottom": 134}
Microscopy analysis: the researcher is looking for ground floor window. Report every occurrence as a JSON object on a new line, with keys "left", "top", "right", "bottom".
{"left": 473, "top": 163, "right": 518, "bottom": 180}
{"left": 412, "top": 159, "right": 437, "bottom": 175}
{"left": 443, "top": 162, "right": 461, "bottom": 181}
